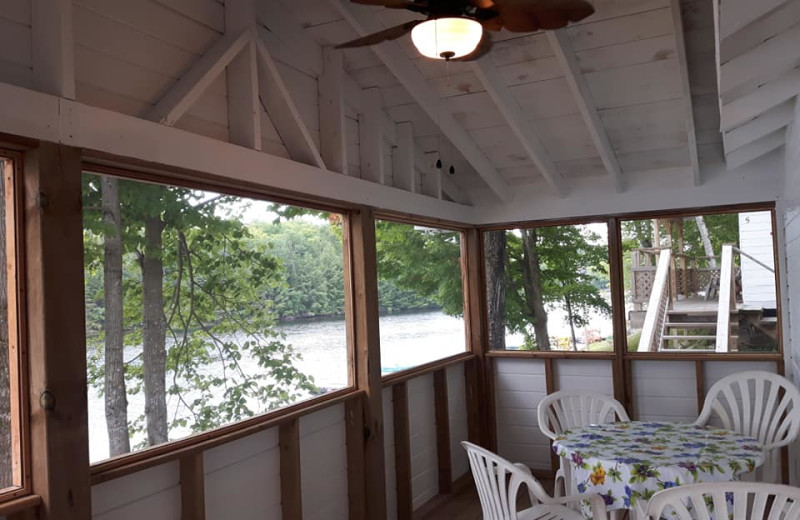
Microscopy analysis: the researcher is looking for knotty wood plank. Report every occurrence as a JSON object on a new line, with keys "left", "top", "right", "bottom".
{"left": 433, "top": 369, "right": 452, "bottom": 495}
{"left": 180, "top": 452, "right": 205, "bottom": 520}
{"left": 695, "top": 360, "right": 705, "bottom": 415}
{"left": 345, "top": 397, "right": 366, "bottom": 520}
{"left": 279, "top": 418, "right": 302, "bottom": 520}
{"left": 24, "top": 143, "right": 91, "bottom": 520}
{"left": 347, "top": 208, "right": 387, "bottom": 519}
{"left": 393, "top": 382, "right": 412, "bottom": 520}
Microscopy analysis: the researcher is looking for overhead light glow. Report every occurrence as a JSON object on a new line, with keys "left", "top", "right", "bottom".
{"left": 411, "top": 17, "right": 483, "bottom": 60}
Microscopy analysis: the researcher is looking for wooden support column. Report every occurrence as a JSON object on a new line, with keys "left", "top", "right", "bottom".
{"left": 544, "top": 358, "right": 558, "bottom": 473}
{"left": 392, "top": 382, "right": 412, "bottom": 520}
{"left": 608, "top": 218, "right": 629, "bottom": 410}
{"left": 320, "top": 47, "right": 348, "bottom": 175}
{"left": 695, "top": 360, "right": 705, "bottom": 414}
{"left": 347, "top": 208, "right": 387, "bottom": 519}
{"left": 24, "top": 143, "right": 91, "bottom": 520}
{"left": 462, "top": 228, "right": 496, "bottom": 450}
{"left": 31, "top": 0, "right": 75, "bottom": 99}
{"left": 180, "top": 453, "right": 205, "bottom": 520}
{"left": 279, "top": 418, "right": 302, "bottom": 520}
{"left": 225, "top": 0, "right": 261, "bottom": 150}
{"left": 433, "top": 369, "right": 452, "bottom": 494}
{"left": 359, "top": 88, "right": 385, "bottom": 184}
{"left": 392, "top": 122, "right": 415, "bottom": 193}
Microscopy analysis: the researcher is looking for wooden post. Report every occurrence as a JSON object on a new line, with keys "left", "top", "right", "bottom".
{"left": 347, "top": 208, "right": 387, "bottom": 519}
{"left": 433, "top": 369, "right": 452, "bottom": 494}
{"left": 695, "top": 360, "right": 705, "bottom": 415}
{"left": 544, "top": 358, "right": 558, "bottom": 472}
{"left": 279, "top": 419, "right": 302, "bottom": 520}
{"left": 608, "top": 218, "right": 629, "bottom": 409}
{"left": 24, "top": 143, "right": 91, "bottom": 520}
{"left": 180, "top": 453, "right": 205, "bottom": 520}
{"left": 462, "top": 228, "right": 496, "bottom": 450}
{"left": 392, "top": 382, "right": 412, "bottom": 520}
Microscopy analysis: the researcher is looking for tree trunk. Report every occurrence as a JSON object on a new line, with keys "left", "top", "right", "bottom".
{"left": 484, "top": 231, "right": 506, "bottom": 350}
{"left": 141, "top": 215, "right": 168, "bottom": 446}
{"left": 102, "top": 177, "right": 130, "bottom": 456}
{"left": 694, "top": 216, "right": 717, "bottom": 268}
{"left": 520, "top": 229, "right": 550, "bottom": 351}
{"left": 0, "top": 163, "right": 11, "bottom": 488}
{"left": 565, "top": 293, "right": 578, "bottom": 351}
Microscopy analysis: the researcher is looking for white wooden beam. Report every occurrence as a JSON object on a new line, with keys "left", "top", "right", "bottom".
{"left": 319, "top": 47, "right": 349, "bottom": 175}
{"left": 441, "top": 174, "right": 469, "bottom": 205}
{"left": 255, "top": 39, "right": 326, "bottom": 169}
{"left": 31, "top": 0, "right": 75, "bottom": 99}
{"left": 719, "top": 22, "right": 800, "bottom": 98}
{"left": 720, "top": 68, "right": 800, "bottom": 131}
{"left": 255, "top": 1, "right": 323, "bottom": 77}
{"left": 724, "top": 100, "right": 795, "bottom": 152}
{"left": 670, "top": 0, "right": 701, "bottom": 186}
{"left": 358, "top": 88, "right": 386, "bottom": 184}
{"left": 146, "top": 29, "right": 251, "bottom": 125}
{"left": 420, "top": 151, "right": 442, "bottom": 199}
{"left": 720, "top": 0, "right": 800, "bottom": 63}
{"left": 547, "top": 30, "right": 624, "bottom": 192}
{"left": 719, "top": 0, "right": 788, "bottom": 40}
{"left": 472, "top": 57, "right": 568, "bottom": 197}
{"left": 225, "top": 0, "right": 261, "bottom": 150}
{"left": 392, "top": 122, "right": 415, "bottom": 192}
{"left": 331, "top": 0, "right": 513, "bottom": 202}
{"left": 726, "top": 128, "right": 786, "bottom": 170}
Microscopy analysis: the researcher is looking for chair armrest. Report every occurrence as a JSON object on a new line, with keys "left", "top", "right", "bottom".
{"left": 544, "top": 493, "right": 606, "bottom": 520}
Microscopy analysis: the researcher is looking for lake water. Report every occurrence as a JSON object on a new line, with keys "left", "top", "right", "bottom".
{"left": 87, "top": 307, "right": 612, "bottom": 462}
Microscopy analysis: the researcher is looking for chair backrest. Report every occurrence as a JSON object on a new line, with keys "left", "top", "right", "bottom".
{"left": 537, "top": 391, "right": 630, "bottom": 440}
{"left": 644, "top": 481, "right": 800, "bottom": 520}
{"left": 695, "top": 370, "right": 800, "bottom": 451}
{"left": 461, "top": 441, "right": 550, "bottom": 519}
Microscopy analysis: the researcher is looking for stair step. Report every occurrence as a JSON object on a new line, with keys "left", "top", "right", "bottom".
{"left": 662, "top": 335, "right": 718, "bottom": 341}
{"left": 666, "top": 322, "right": 717, "bottom": 328}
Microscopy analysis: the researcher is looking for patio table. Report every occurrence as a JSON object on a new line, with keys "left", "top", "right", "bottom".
{"left": 552, "top": 421, "right": 764, "bottom": 516}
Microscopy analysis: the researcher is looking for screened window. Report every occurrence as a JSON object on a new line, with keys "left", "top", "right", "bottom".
{"left": 375, "top": 220, "right": 467, "bottom": 373}
{"left": 0, "top": 157, "right": 22, "bottom": 495}
{"left": 623, "top": 210, "right": 779, "bottom": 354}
{"left": 83, "top": 173, "right": 349, "bottom": 463}
{"left": 484, "top": 223, "right": 613, "bottom": 352}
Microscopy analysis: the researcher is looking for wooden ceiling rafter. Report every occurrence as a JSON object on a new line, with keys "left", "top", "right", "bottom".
{"left": 546, "top": 29, "right": 624, "bottom": 193}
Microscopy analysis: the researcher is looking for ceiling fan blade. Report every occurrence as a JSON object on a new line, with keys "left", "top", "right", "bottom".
{"left": 493, "top": 0, "right": 594, "bottom": 31}
{"left": 350, "top": 0, "right": 423, "bottom": 8}
{"left": 452, "top": 32, "right": 493, "bottom": 61}
{"left": 335, "top": 20, "right": 422, "bottom": 49}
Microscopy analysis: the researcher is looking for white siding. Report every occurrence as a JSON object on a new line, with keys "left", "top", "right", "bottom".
{"left": 703, "top": 360, "right": 778, "bottom": 392}
{"left": 739, "top": 211, "right": 778, "bottom": 308}
{"left": 447, "top": 363, "right": 470, "bottom": 481}
{"left": 631, "top": 360, "right": 697, "bottom": 423}
{"left": 300, "top": 404, "right": 348, "bottom": 520}
{"left": 785, "top": 101, "right": 800, "bottom": 202}
{"left": 555, "top": 359, "right": 613, "bottom": 395}
{"left": 494, "top": 358, "right": 551, "bottom": 471}
{"left": 204, "top": 429, "right": 281, "bottom": 520}
{"left": 383, "top": 386, "right": 397, "bottom": 520}
{"left": 407, "top": 374, "right": 438, "bottom": 510}
{"left": 91, "top": 462, "right": 181, "bottom": 520}
{"left": 783, "top": 204, "right": 800, "bottom": 484}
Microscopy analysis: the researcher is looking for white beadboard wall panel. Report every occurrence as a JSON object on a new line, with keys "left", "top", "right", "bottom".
{"left": 91, "top": 461, "right": 181, "bottom": 520}
{"left": 0, "top": 13, "right": 32, "bottom": 89}
{"left": 383, "top": 386, "right": 398, "bottom": 520}
{"left": 447, "top": 363, "right": 470, "bottom": 481}
{"left": 703, "top": 361, "right": 778, "bottom": 392}
{"left": 300, "top": 404, "right": 348, "bottom": 520}
{"left": 783, "top": 204, "right": 800, "bottom": 485}
{"left": 554, "top": 359, "right": 614, "bottom": 394}
{"left": 204, "top": 429, "right": 281, "bottom": 520}
{"left": 630, "top": 360, "right": 698, "bottom": 423}
{"left": 494, "top": 358, "right": 551, "bottom": 471}
{"left": 407, "top": 374, "right": 438, "bottom": 510}
{"left": 275, "top": 60, "right": 320, "bottom": 150}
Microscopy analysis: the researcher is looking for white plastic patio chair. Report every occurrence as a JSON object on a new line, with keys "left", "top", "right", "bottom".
{"left": 462, "top": 441, "right": 605, "bottom": 520}
{"left": 643, "top": 481, "right": 800, "bottom": 520}
{"left": 694, "top": 370, "right": 800, "bottom": 483}
{"left": 537, "top": 391, "right": 630, "bottom": 497}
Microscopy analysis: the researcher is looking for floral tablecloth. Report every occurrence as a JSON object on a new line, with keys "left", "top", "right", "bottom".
{"left": 552, "top": 421, "right": 764, "bottom": 514}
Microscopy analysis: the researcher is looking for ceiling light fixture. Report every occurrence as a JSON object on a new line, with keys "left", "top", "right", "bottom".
{"left": 410, "top": 17, "right": 483, "bottom": 60}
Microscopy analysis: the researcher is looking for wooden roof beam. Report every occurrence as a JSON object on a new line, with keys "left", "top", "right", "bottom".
{"left": 330, "top": 0, "right": 514, "bottom": 202}
{"left": 723, "top": 99, "right": 795, "bottom": 152}
{"left": 472, "top": 58, "right": 568, "bottom": 197}
{"left": 225, "top": 0, "right": 261, "bottom": 150}
{"left": 547, "top": 30, "right": 624, "bottom": 192}
{"left": 32, "top": 0, "right": 75, "bottom": 99}
{"left": 720, "top": 68, "right": 800, "bottom": 131}
{"left": 670, "top": 0, "right": 701, "bottom": 186}
{"left": 725, "top": 128, "right": 786, "bottom": 170}
{"left": 319, "top": 47, "right": 349, "bottom": 174}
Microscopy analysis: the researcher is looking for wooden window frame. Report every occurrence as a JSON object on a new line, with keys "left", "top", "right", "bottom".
{"left": 479, "top": 201, "right": 784, "bottom": 362}
{"left": 80, "top": 162, "right": 363, "bottom": 480}
{"left": 0, "top": 150, "right": 31, "bottom": 504}
{"left": 372, "top": 211, "right": 475, "bottom": 382}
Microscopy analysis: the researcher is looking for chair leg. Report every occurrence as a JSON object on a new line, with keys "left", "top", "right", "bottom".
{"left": 554, "top": 467, "right": 566, "bottom": 498}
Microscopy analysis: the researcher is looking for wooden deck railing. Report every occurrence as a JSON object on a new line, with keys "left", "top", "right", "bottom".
{"left": 638, "top": 249, "right": 672, "bottom": 352}
{"left": 715, "top": 244, "right": 737, "bottom": 353}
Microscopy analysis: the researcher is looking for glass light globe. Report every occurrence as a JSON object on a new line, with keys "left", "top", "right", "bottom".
{"left": 411, "top": 17, "right": 483, "bottom": 60}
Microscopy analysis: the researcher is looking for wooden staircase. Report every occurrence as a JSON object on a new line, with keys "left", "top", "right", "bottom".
{"left": 660, "top": 309, "right": 737, "bottom": 352}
